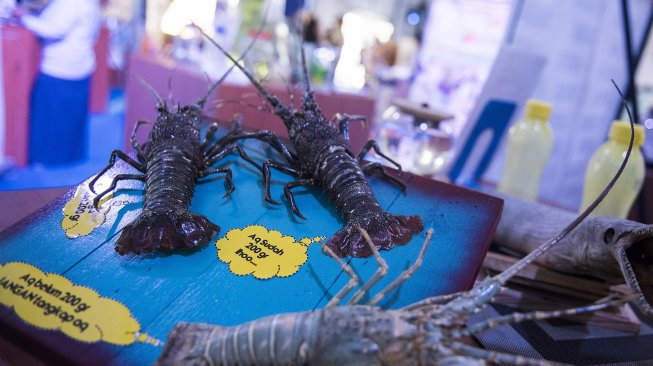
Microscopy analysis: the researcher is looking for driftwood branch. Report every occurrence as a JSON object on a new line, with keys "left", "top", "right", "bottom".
{"left": 490, "top": 192, "right": 653, "bottom": 316}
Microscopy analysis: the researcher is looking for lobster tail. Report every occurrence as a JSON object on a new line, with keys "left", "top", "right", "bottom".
{"left": 159, "top": 313, "right": 320, "bottom": 365}
{"left": 115, "top": 211, "right": 219, "bottom": 255}
{"left": 327, "top": 214, "right": 424, "bottom": 258}
{"left": 317, "top": 150, "right": 424, "bottom": 257}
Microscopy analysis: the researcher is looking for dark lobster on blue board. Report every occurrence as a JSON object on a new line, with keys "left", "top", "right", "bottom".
{"left": 202, "top": 30, "right": 424, "bottom": 258}
{"left": 89, "top": 82, "right": 260, "bottom": 255}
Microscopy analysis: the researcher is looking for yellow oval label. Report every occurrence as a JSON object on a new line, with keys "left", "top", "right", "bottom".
{"left": 61, "top": 181, "right": 133, "bottom": 238}
{"left": 0, "top": 262, "right": 160, "bottom": 346}
{"left": 61, "top": 185, "right": 107, "bottom": 238}
{"left": 216, "top": 225, "right": 324, "bottom": 279}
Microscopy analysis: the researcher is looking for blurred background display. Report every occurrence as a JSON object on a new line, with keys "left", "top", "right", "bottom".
{"left": 1, "top": 0, "right": 653, "bottom": 215}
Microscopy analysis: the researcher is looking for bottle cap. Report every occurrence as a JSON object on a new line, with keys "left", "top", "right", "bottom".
{"left": 525, "top": 99, "right": 552, "bottom": 121}
{"left": 609, "top": 120, "right": 645, "bottom": 147}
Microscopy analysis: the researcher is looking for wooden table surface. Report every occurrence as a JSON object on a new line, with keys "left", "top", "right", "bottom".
{"left": 0, "top": 187, "right": 69, "bottom": 232}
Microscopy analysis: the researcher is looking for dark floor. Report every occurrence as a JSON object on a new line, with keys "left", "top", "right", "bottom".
{"left": 0, "top": 89, "right": 125, "bottom": 191}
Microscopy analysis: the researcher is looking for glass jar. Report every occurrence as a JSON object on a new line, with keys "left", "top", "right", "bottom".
{"left": 411, "top": 119, "right": 453, "bottom": 176}
{"left": 375, "top": 105, "right": 414, "bottom": 166}
{"left": 374, "top": 102, "right": 453, "bottom": 176}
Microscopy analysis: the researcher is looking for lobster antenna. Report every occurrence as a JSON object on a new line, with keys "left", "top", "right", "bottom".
{"left": 197, "top": 15, "right": 268, "bottom": 108}
{"left": 298, "top": 37, "right": 320, "bottom": 111}
{"left": 108, "top": 52, "right": 164, "bottom": 105}
{"left": 198, "top": 17, "right": 291, "bottom": 118}
{"left": 494, "top": 79, "right": 635, "bottom": 285}
{"left": 297, "top": 31, "right": 312, "bottom": 94}
{"left": 132, "top": 73, "right": 164, "bottom": 106}
{"left": 292, "top": 17, "right": 320, "bottom": 112}
{"left": 461, "top": 294, "right": 638, "bottom": 337}
{"left": 167, "top": 71, "right": 174, "bottom": 105}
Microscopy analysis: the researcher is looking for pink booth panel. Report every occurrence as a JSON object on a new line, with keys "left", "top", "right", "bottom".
{"left": 90, "top": 27, "right": 110, "bottom": 113}
{"left": 1, "top": 24, "right": 39, "bottom": 167}
{"left": 124, "top": 52, "right": 374, "bottom": 155}
{"left": 1, "top": 25, "right": 110, "bottom": 166}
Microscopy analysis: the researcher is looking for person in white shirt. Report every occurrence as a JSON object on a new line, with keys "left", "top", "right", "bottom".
{"left": 14, "top": 0, "right": 100, "bottom": 165}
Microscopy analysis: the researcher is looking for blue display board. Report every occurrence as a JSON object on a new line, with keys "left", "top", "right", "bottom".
{"left": 0, "top": 140, "right": 502, "bottom": 365}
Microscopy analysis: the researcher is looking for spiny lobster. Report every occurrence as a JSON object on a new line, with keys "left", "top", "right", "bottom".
{"left": 88, "top": 43, "right": 261, "bottom": 255}
{"left": 200, "top": 28, "right": 423, "bottom": 258}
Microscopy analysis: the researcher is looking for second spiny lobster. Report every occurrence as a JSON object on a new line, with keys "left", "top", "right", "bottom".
{"left": 201, "top": 29, "right": 423, "bottom": 258}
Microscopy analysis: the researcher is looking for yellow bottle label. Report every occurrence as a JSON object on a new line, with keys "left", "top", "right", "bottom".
{"left": 216, "top": 225, "right": 323, "bottom": 279}
{"left": 0, "top": 262, "right": 161, "bottom": 346}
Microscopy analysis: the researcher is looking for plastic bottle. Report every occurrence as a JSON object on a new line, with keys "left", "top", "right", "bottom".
{"left": 579, "top": 120, "right": 645, "bottom": 218}
{"left": 497, "top": 99, "right": 554, "bottom": 200}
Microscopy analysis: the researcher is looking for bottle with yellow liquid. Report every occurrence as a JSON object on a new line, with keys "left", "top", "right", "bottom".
{"left": 579, "top": 120, "right": 645, "bottom": 218}
{"left": 497, "top": 99, "right": 554, "bottom": 200}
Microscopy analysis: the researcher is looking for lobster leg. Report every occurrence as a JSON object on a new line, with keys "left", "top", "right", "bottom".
{"left": 462, "top": 295, "right": 634, "bottom": 337}
{"left": 199, "top": 167, "right": 234, "bottom": 198}
{"left": 201, "top": 119, "right": 249, "bottom": 161}
{"left": 283, "top": 178, "right": 315, "bottom": 219}
{"left": 226, "top": 130, "right": 298, "bottom": 162}
{"left": 361, "top": 162, "right": 407, "bottom": 194}
{"left": 89, "top": 150, "right": 146, "bottom": 194}
{"left": 262, "top": 160, "right": 302, "bottom": 205}
{"left": 204, "top": 128, "right": 238, "bottom": 159}
{"left": 201, "top": 122, "right": 220, "bottom": 151}
{"left": 205, "top": 144, "right": 261, "bottom": 172}
{"left": 370, "top": 229, "right": 432, "bottom": 306}
{"left": 334, "top": 113, "right": 366, "bottom": 145}
{"left": 400, "top": 290, "right": 466, "bottom": 311}
{"left": 93, "top": 174, "right": 146, "bottom": 209}
{"left": 348, "top": 227, "right": 388, "bottom": 305}
{"left": 131, "top": 120, "right": 149, "bottom": 162}
{"left": 321, "top": 242, "right": 360, "bottom": 307}
{"left": 357, "top": 140, "right": 402, "bottom": 171}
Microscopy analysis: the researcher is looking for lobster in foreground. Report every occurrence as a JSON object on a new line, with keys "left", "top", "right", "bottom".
{"left": 89, "top": 74, "right": 259, "bottom": 255}
{"left": 157, "top": 230, "right": 630, "bottom": 366}
{"left": 155, "top": 83, "right": 639, "bottom": 365}
{"left": 201, "top": 28, "right": 423, "bottom": 258}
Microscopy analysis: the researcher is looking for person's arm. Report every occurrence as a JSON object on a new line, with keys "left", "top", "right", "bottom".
{"left": 20, "top": 0, "right": 78, "bottom": 40}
